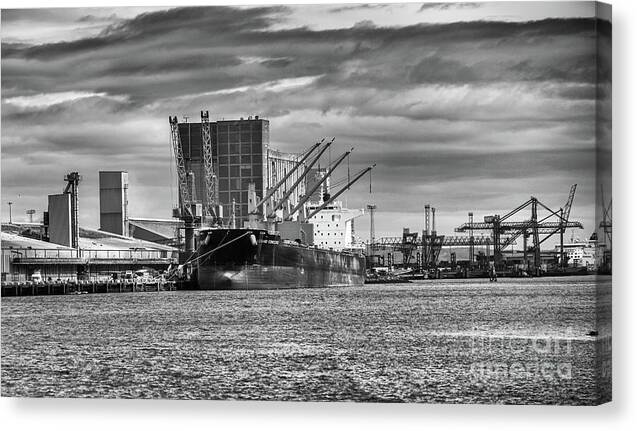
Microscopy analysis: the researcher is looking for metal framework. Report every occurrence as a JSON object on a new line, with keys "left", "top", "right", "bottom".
{"left": 200, "top": 111, "right": 217, "bottom": 221}
{"left": 287, "top": 148, "right": 352, "bottom": 220}
{"left": 251, "top": 141, "right": 322, "bottom": 215}
{"left": 269, "top": 139, "right": 334, "bottom": 217}
{"left": 367, "top": 205, "right": 377, "bottom": 246}
{"left": 169, "top": 116, "right": 192, "bottom": 216}
{"left": 600, "top": 184, "right": 612, "bottom": 247}
{"left": 455, "top": 186, "right": 582, "bottom": 273}
{"left": 305, "top": 165, "right": 375, "bottom": 221}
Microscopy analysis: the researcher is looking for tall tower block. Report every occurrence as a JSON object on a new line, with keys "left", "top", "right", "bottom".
{"left": 99, "top": 171, "right": 129, "bottom": 236}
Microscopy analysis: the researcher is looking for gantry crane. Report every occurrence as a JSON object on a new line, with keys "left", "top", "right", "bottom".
{"left": 455, "top": 185, "right": 582, "bottom": 274}
{"left": 374, "top": 233, "right": 511, "bottom": 270}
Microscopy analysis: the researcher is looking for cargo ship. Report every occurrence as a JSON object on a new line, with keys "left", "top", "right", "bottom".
{"left": 194, "top": 228, "right": 365, "bottom": 290}
{"left": 168, "top": 116, "right": 374, "bottom": 290}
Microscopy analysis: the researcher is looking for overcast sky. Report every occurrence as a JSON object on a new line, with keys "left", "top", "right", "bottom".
{"left": 1, "top": 1, "right": 611, "bottom": 244}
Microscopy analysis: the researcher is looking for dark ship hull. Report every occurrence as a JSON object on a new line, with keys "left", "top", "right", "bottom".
{"left": 194, "top": 228, "right": 365, "bottom": 290}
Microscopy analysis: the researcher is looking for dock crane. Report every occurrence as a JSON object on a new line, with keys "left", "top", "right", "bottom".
{"left": 455, "top": 185, "right": 582, "bottom": 274}
{"left": 200, "top": 111, "right": 219, "bottom": 224}
{"left": 267, "top": 139, "right": 334, "bottom": 218}
{"left": 305, "top": 164, "right": 375, "bottom": 221}
{"left": 285, "top": 148, "right": 353, "bottom": 221}
{"left": 249, "top": 141, "right": 323, "bottom": 216}
{"left": 169, "top": 116, "right": 201, "bottom": 253}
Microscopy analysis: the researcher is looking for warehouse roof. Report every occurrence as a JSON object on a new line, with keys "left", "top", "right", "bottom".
{"left": 2, "top": 225, "right": 176, "bottom": 251}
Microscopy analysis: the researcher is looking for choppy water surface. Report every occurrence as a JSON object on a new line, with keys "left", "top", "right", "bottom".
{"left": 2, "top": 275, "right": 611, "bottom": 404}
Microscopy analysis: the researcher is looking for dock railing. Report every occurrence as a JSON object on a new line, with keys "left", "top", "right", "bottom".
{"left": 6, "top": 248, "right": 178, "bottom": 262}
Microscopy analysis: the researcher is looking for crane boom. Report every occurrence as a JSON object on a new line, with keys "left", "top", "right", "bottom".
{"left": 252, "top": 140, "right": 322, "bottom": 213}
{"left": 200, "top": 111, "right": 217, "bottom": 220}
{"left": 563, "top": 184, "right": 577, "bottom": 222}
{"left": 306, "top": 164, "right": 375, "bottom": 221}
{"left": 268, "top": 139, "right": 334, "bottom": 216}
{"left": 169, "top": 116, "right": 192, "bottom": 216}
{"left": 287, "top": 149, "right": 352, "bottom": 220}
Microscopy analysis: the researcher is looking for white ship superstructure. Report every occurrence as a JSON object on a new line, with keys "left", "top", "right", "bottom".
{"left": 304, "top": 167, "right": 364, "bottom": 251}
{"left": 306, "top": 200, "right": 364, "bottom": 251}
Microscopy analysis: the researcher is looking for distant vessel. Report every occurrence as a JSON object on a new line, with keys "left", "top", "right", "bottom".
{"left": 194, "top": 228, "right": 365, "bottom": 290}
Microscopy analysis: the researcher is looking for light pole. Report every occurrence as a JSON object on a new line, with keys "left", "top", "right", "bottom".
{"left": 8, "top": 202, "right": 13, "bottom": 224}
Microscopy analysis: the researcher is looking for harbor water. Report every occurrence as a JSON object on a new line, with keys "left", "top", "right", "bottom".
{"left": 1, "top": 275, "right": 611, "bottom": 404}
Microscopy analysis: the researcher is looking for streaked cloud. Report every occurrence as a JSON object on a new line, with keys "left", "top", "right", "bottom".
{"left": 1, "top": 3, "right": 610, "bottom": 241}
{"left": 4, "top": 90, "right": 129, "bottom": 109}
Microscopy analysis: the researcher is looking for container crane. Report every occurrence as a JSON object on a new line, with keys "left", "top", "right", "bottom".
{"left": 455, "top": 185, "right": 582, "bottom": 274}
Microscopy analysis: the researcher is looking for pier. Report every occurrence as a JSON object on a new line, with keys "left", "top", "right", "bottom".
{"left": 1, "top": 279, "right": 177, "bottom": 297}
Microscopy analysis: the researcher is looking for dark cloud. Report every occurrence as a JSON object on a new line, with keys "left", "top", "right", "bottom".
{"left": 1, "top": 14, "right": 600, "bottom": 107}
{"left": 1, "top": 6, "right": 611, "bottom": 237}
{"left": 329, "top": 4, "right": 392, "bottom": 14}
{"left": 76, "top": 13, "right": 119, "bottom": 23}
{"left": 260, "top": 57, "right": 294, "bottom": 68}
{"left": 408, "top": 56, "right": 479, "bottom": 83}
{"left": 419, "top": 3, "right": 481, "bottom": 12}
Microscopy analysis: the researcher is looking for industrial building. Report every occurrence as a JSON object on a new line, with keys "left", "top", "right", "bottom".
{"left": 1, "top": 169, "right": 179, "bottom": 285}
{"left": 175, "top": 115, "right": 304, "bottom": 227}
{"left": 1, "top": 224, "right": 177, "bottom": 283}
{"left": 99, "top": 171, "right": 129, "bottom": 236}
